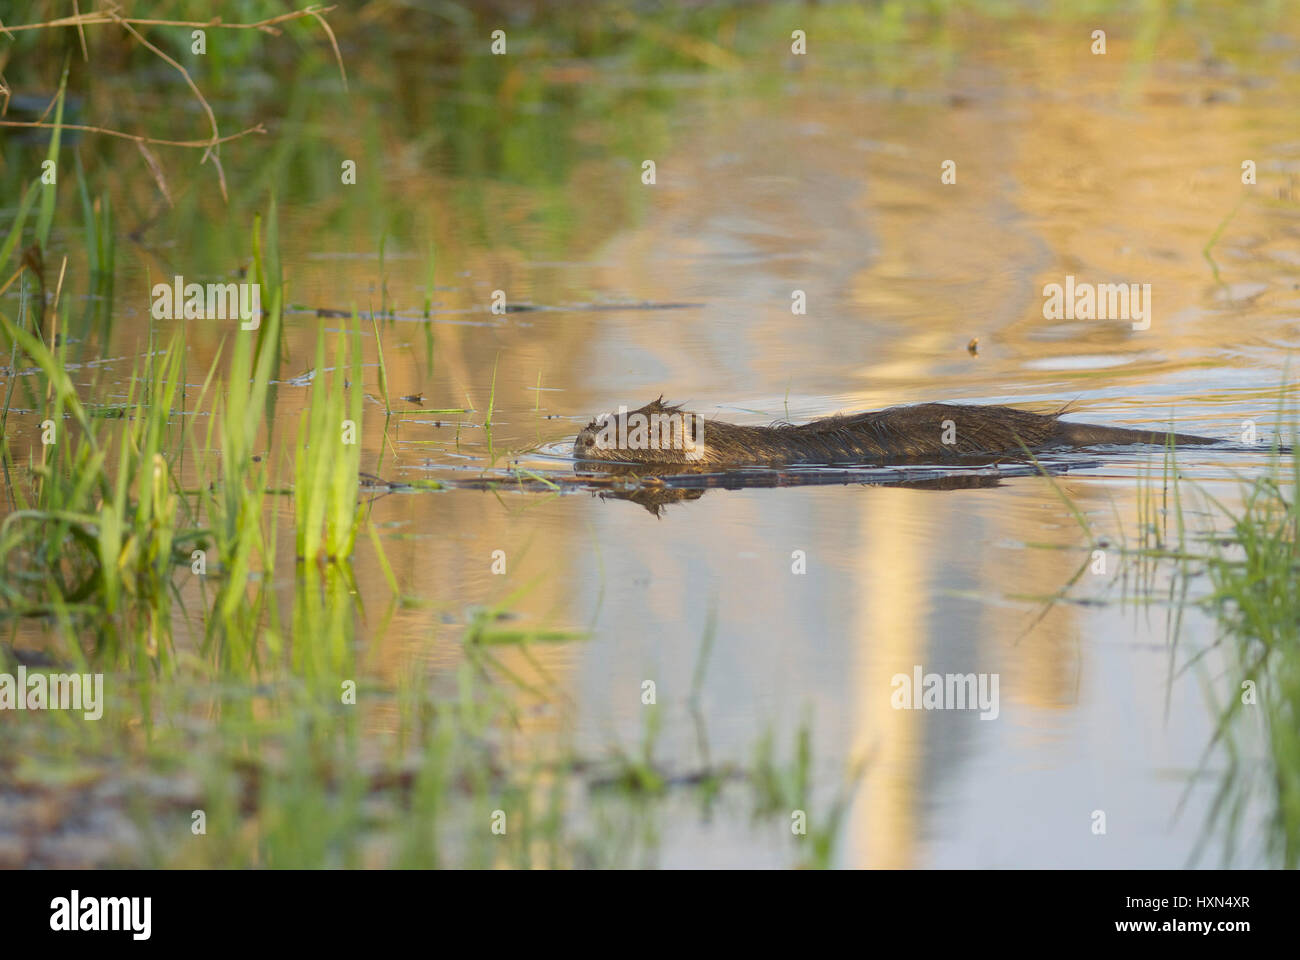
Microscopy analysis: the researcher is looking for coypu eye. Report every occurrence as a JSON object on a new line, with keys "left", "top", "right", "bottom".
{"left": 583, "top": 437, "right": 594, "bottom": 447}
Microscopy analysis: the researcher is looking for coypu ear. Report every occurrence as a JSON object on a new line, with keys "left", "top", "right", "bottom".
{"left": 639, "top": 395, "right": 687, "bottom": 417}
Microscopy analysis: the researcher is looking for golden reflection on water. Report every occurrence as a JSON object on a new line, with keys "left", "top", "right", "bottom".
{"left": 5, "top": 11, "right": 1298, "bottom": 866}
{"left": 848, "top": 484, "right": 1092, "bottom": 868}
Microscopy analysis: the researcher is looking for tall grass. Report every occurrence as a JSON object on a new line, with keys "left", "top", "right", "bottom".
{"left": 0, "top": 310, "right": 189, "bottom": 639}
{"left": 0, "top": 203, "right": 301, "bottom": 649}
{"left": 294, "top": 313, "right": 363, "bottom": 562}
{"left": 1191, "top": 441, "right": 1300, "bottom": 867}
{"left": 1037, "top": 424, "right": 1300, "bottom": 867}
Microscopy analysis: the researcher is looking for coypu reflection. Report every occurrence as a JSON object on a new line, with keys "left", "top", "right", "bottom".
{"left": 576, "top": 458, "right": 1093, "bottom": 516}
{"left": 574, "top": 397, "right": 1217, "bottom": 467}
{"left": 596, "top": 486, "right": 707, "bottom": 515}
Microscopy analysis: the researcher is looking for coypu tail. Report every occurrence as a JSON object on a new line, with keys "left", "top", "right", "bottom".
{"left": 1050, "top": 421, "right": 1217, "bottom": 447}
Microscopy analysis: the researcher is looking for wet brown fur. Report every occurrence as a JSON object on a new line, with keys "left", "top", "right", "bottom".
{"left": 574, "top": 397, "right": 1216, "bottom": 466}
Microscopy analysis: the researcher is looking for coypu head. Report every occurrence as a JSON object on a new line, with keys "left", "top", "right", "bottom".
{"left": 573, "top": 397, "right": 707, "bottom": 465}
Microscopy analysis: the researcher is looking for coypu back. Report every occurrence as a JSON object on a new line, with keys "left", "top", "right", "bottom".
{"left": 573, "top": 399, "right": 1217, "bottom": 466}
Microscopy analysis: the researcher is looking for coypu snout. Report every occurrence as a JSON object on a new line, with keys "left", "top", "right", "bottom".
{"left": 573, "top": 421, "right": 603, "bottom": 457}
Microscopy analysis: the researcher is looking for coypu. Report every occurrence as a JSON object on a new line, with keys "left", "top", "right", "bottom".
{"left": 574, "top": 397, "right": 1217, "bottom": 467}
